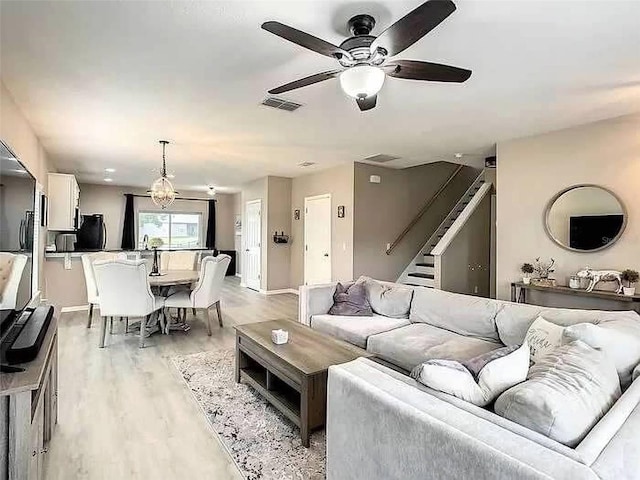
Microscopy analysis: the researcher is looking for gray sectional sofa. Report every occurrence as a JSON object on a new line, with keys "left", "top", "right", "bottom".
{"left": 299, "top": 281, "right": 640, "bottom": 480}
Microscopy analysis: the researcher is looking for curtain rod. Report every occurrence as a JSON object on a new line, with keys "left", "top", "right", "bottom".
{"left": 124, "top": 193, "right": 216, "bottom": 202}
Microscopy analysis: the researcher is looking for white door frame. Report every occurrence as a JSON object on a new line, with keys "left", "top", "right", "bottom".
{"left": 244, "top": 199, "right": 262, "bottom": 291}
{"left": 304, "top": 193, "right": 332, "bottom": 285}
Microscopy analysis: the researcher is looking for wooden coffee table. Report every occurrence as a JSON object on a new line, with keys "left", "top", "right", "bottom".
{"left": 235, "top": 319, "right": 370, "bottom": 447}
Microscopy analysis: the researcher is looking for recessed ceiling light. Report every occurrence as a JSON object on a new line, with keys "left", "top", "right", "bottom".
{"left": 454, "top": 153, "right": 463, "bottom": 159}
{"left": 104, "top": 178, "right": 113, "bottom": 182}
{"left": 105, "top": 168, "right": 116, "bottom": 173}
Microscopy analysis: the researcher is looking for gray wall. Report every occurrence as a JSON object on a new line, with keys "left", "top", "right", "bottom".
{"left": 233, "top": 192, "right": 242, "bottom": 275}
{"left": 440, "top": 193, "right": 492, "bottom": 296}
{"left": 289, "top": 164, "right": 354, "bottom": 288}
{"left": 78, "top": 183, "right": 236, "bottom": 251}
{"left": 353, "top": 161, "right": 479, "bottom": 282}
{"left": 266, "top": 176, "right": 292, "bottom": 290}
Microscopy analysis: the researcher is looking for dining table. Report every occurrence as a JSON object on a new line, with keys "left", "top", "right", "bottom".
{"left": 148, "top": 269, "right": 200, "bottom": 333}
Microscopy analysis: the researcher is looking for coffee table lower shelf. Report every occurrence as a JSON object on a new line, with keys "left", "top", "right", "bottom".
{"left": 239, "top": 366, "right": 301, "bottom": 428}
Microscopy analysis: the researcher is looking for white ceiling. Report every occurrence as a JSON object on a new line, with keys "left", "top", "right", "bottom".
{"left": 1, "top": 0, "right": 639, "bottom": 193}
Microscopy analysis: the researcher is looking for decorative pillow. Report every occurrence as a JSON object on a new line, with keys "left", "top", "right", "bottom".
{"left": 495, "top": 341, "right": 621, "bottom": 447}
{"left": 328, "top": 282, "right": 373, "bottom": 316}
{"left": 525, "top": 316, "right": 564, "bottom": 363}
{"left": 563, "top": 319, "right": 640, "bottom": 388}
{"left": 411, "top": 342, "right": 530, "bottom": 407}
{"left": 361, "top": 277, "right": 413, "bottom": 319}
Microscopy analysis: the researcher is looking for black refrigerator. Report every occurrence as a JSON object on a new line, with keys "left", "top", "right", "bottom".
{"left": 75, "top": 214, "right": 106, "bottom": 250}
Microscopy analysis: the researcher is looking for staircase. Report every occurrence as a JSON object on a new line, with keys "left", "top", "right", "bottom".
{"left": 398, "top": 172, "right": 491, "bottom": 288}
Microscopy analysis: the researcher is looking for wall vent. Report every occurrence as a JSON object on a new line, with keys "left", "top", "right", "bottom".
{"left": 298, "top": 161, "right": 316, "bottom": 167}
{"left": 261, "top": 97, "right": 303, "bottom": 112}
{"left": 364, "top": 154, "right": 400, "bottom": 163}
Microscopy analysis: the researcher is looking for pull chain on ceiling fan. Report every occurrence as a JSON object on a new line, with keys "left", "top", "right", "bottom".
{"left": 262, "top": 0, "right": 471, "bottom": 111}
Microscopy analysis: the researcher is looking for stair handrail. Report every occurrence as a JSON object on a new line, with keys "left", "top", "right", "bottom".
{"left": 386, "top": 164, "right": 464, "bottom": 255}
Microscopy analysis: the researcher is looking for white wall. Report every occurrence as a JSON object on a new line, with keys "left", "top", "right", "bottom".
{"left": 496, "top": 113, "right": 640, "bottom": 300}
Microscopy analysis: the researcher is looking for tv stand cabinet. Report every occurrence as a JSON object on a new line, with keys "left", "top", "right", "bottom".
{"left": 0, "top": 314, "right": 58, "bottom": 480}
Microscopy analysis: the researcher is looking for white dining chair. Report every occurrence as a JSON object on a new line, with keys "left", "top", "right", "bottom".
{"left": 164, "top": 255, "right": 230, "bottom": 335}
{"left": 93, "top": 258, "right": 165, "bottom": 348}
{"left": 160, "top": 251, "right": 197, "bottom": 271}
{"left": 0, "top": 253, "right": 28, "bottom": 310}
{"left": 81, "top": 252, "right": 127, "bottom": 328}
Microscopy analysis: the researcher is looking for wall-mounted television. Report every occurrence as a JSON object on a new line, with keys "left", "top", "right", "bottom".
{"left": 569, "top": 214, "right": 624, "bottom": 250}
{"left": 0, "top": 140, "right": 36, "bottom": 313}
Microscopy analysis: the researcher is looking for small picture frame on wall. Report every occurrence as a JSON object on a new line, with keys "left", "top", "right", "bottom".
{"left": 337, "top": 205, "right": 345, "bottom": 218}
{"left": 294, "top": 209, "right": 300, "bottom": 220}
{"left": 234, "top": 214, "right": 242, "bottom": 235}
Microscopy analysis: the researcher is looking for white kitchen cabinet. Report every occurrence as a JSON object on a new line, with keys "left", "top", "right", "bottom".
{"left": 47, "top": 173, "right": 79, "bottom": 231}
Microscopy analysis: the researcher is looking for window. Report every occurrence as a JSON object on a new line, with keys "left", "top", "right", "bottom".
{"left": 138, "top": 211, "right": 203, "bottom": 249}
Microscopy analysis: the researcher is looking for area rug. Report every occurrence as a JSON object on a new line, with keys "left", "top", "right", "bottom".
{"left": 172, "top": 349, "right": 325, "bottom": 480}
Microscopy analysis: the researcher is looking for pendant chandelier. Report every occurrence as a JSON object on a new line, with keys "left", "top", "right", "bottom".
{"left": 148, "top": 140, "right": 178, "bottom": 209}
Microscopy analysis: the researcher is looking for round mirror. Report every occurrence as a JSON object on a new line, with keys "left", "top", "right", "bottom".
{"left": 544, "top": 185, "right": 627, "bottom": 252}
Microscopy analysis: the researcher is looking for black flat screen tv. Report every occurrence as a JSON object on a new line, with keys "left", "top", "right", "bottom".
{"left": 569, "top": 214, "right": 624, "bottom": 250}
{"left": 0, "top": 139, "right": 36, "bottom": 315}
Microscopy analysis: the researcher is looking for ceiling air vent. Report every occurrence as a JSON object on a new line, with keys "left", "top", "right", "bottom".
{"left": 364, "top": 154, "right": 400, "bottom": 163}
{"left": 261, "top": 97, "right": 303, "bottom": 112}
{"left": 298, "top": 161, "right": 316, "bottom": 167}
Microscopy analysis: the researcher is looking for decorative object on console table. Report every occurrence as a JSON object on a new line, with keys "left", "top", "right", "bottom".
{"left": 576, "top": 267, "right": 623, "bottom": 293}
{"left": 622, "top": 269, "right": 639, "bottom": 296}
{"left": 530, "top": 257, "right": 556, "bottom": 287}
{"left": 569, "top": 275, "right": 581, "bottom": 289}
{"left": 521, "top": 263, "right": 534, "bottom": 285}
{"left": 149, "top": 244, "right": 161, "bottom": 276}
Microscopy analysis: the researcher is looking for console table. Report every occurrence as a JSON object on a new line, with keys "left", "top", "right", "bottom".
{"left": 0, "top": 314, "right": 58, "bottom": 480}
{"left": 511, "top": 281, "right": 640, "bottom": 313}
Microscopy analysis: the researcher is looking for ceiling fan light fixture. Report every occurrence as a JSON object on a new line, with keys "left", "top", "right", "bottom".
{"left": 339, "top": 65, "right": 385, "bottom": 99}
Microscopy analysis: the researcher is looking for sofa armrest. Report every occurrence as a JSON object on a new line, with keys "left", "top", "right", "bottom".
{"left": 634, "top": 363, "right": 639, "bottom": 382}
{"left": 298, "top": 283, "right": 337, "bottom": 326}
{"left": 580, "top": 378, "right": 640, "bottom": 480}
{"left": 327, "top": 358, "right": 598, "bottom": 480}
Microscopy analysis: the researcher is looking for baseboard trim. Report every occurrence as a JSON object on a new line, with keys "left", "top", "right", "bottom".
{"left": 260, "top": 288, "right": 299, "bottom": 296}
{"left": 61, "top": 305, "right": 90, "bottom": 313}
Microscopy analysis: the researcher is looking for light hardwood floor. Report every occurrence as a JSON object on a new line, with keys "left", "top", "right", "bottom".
{"left": 44, "top": 277, "right": 298, "bottom": 479}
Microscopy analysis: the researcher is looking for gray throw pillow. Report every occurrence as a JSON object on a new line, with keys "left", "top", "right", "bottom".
{"left": 362, "top": 277, "right": 413, "bottom": 319}
{"left": 494, "top": 341, "right": 621, "bottom": 447}
{"left": 328, "top": 282, "right": 373, "bottom": 316}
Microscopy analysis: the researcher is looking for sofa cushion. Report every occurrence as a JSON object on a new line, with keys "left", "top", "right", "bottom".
{"left": 328, "top": 281, "right": 373, "bottom": 316}
{"left": 563, "top": 318, "right": 640, "bottom": 388}
{"left": 495, "top": 341, "right": 621, "bottom": 447}
{"left": 361, "top": 277, "right": 413, "bottom": 319}
{"left": 412, "top": 342, "right": 530, "bottom": 407}
{"left": 310, "top": 314, "right": 409, "bottom": 349}
{"left": 525, "top": 316, "right": 565, "bottom": 363}
{"left": 495, "top": 302, "right": 640, "bottom": 347}
{"left": 409, "top": 287, "right": 501, "bottom": 342}
{"left": 367, "top": 323, "right": 502, "bottom": 372}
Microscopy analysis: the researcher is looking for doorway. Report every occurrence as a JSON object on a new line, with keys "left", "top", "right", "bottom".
{"left": 244, "top": 199, "right": 261, "bottom": 291}
{"left": 304, "top": 194, "right": 332, "bottom": 285}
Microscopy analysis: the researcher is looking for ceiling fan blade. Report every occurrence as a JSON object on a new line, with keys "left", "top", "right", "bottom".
{"left": 372, "top": 0, "right": 457, "bottom": 57}
{"left": 385, "top": 60, "right": 471, "bottom": 82}
{"left": 262, "top": 21, "right": 351, "bottom": 60}
{"left": 356, "top": 95, "right": 377, "bottom": 111}
{"left": 268, "top": 70, "right": 343, "bottom": 95}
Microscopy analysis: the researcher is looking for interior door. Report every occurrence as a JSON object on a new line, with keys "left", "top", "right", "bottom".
{"left": 244, "top": 200, "right": 261, "bottom": 291}
{"left": 304, "top": 194, "right": 332, "bottom": 285}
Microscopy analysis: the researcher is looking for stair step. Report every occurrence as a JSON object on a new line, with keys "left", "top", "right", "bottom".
{"left": 404, "top": 283, "right": 434, "bottom": 289}
{"left": 415, "top": 262, "right": 434, "bottom": 267}
{"left": 408, "top": 272, "right": 434, "bottom": 279}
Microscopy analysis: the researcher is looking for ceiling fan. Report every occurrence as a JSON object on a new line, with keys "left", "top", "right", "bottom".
{"left": 262, "top": 0, "right": 471, "bottom": 111}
